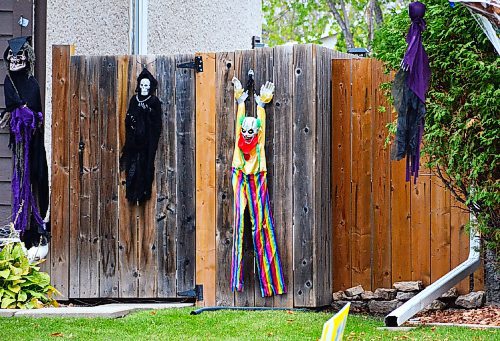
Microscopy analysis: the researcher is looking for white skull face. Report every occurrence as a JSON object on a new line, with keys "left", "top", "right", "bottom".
{"left": 7, "top": 49, "right": 27, "bottom": 72}
{"left": 241, "top": 117, "right": 258, "bottom": 143}
{"left": 139, "top": 78, "right": 151, "bottom": 96}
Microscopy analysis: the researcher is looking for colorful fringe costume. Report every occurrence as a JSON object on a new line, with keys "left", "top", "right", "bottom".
{"left": 230, "top": 84, "right": 287, "bottom": 297}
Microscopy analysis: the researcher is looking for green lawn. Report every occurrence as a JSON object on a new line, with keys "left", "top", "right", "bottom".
{"left": 0, "top": 307, "right": 497, "bottom": 340}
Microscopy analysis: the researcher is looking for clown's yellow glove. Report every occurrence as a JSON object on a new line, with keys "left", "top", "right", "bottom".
{"left": 255, "top": 81, "right": 275, "bottom": 108}
{"left": 232, "top": 77, "right": 248, "bottom": 104}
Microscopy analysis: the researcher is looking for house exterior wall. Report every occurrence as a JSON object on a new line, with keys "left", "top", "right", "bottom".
{"left": 44, "top": 0, "right": 262, "bottom": 176}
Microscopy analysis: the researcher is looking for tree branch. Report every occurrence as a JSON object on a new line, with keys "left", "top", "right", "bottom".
{"left": 326, "top": 0, "right": 355, "bottom": 48}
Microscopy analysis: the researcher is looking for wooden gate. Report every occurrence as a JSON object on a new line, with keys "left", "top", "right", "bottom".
{"left": 51, "top": 46, "right": 196, "bottom": 299}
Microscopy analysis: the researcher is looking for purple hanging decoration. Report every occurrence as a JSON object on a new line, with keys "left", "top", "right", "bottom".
{"left": 10, "top": 106, "right": 45, "bottom": 232}
{"left": 392, "top": 1, "right": 431, "bottom": 183}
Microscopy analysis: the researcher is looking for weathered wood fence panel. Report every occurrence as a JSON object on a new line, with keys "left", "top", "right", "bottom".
{"left": 51, "top": 48, "right": 196, "bottom": 299}
{"left": 331, "top": 59, "right": 484, "bottom": 294}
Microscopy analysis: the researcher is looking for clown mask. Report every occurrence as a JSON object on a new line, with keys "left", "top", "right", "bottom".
{"left": 241, "top": 117, "right": 259, "bottom": 143}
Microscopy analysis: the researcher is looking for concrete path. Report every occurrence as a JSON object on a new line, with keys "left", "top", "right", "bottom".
{"left": 0, "top": 302, "right": 193, "bottom": 318}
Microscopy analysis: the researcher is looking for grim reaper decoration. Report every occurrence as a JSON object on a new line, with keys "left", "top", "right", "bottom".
{"left": 391, "top": 1, "right": 431, "bottom": 183}
{"left": 119, "top": 68, "right": 162, "bottom": 204}
{"left": 1, "top": 36, "right": 50, "bottom": 260}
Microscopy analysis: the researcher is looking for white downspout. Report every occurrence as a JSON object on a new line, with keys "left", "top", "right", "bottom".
{"left": 385, "top": 229, "right": 481, "bottom": 326}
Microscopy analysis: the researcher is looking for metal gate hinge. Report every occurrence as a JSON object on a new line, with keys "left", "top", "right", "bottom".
{"left": 177, "top": 56, "right": 203, "bottom": 72}
{"left": 177, "top": 284, "right": 203, "bottom": 301}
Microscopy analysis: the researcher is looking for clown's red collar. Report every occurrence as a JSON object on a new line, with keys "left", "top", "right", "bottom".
{"left": 238, "top": 133, "right": 258, "bottom": 160}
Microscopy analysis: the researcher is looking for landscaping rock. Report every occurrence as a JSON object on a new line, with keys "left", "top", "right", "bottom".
{"left": 348, "top": 301, "right": 369, "bottom": 313}
{"left": 396, "top": 291, "right": 416, "bottom": 302}
{"left": 455, "top": 291, "right": 485, "bottom": 309}
{"left": 368, "top": 300, "right": 402, "bottom": 315}
{"left": 393, "top": 281, "right": 423, "bottom": 292}
{"left": 374, "top": 288, "right": 397, "bottom": 300}
{"left": 331, "top": 300, "right": 351, "bottom": 312}
{"left": 332, "top": 290, "right": 346, "bottom": 301}
{"left": 441, "top": 287, "right": 458, "bottom": 298}
{"left": 361, "top": 290, "right": 376, "bottom": 300}
{"left": 344, "top": 294, "right": 361, "bottom": 301}
{"left": 345, "top": 285, "right": 364, "bottom": 297}
{"left": 426, "top": 299, "right": 447, "bottom": 310}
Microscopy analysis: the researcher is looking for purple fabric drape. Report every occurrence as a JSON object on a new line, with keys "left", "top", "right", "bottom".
{"left": 402, "top": 1, "right": 431, "bottom": 104}
{"left": 10, "top": 106, "right": 45, "bottom": 232}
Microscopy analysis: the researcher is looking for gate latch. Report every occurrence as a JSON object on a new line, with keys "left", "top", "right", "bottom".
{"left": 177, "top": 56, "right": 203, "bottom": 73}
{"left": 178, "top": 284, "right": 203, "bottom": 301}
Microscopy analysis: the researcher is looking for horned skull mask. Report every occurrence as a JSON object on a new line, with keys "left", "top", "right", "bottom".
{"left": 241, "top": 117, "right": 259, "bottom": 143}
{"left": 139, "top": 78, "right": 151, "bottom": 96}
{"left": 6, "top": 48, "right": 27, "bottom": 72}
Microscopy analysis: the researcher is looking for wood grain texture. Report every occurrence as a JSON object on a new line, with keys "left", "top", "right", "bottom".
{"left": 450, "top": 196, "right": 470, "bottom": 293}
{"left": 314, "top": 46, "right": 334, "bottom": 305}
{"left": 430, "top": 175, "right": 451, "bottom": 282}
{"left": 50, "top": 45, "right": 72, "bottom": 299}
{"left": 175, "top": 54, "right": 196, "bottom": 294}
{"left": 272, "top": 45, "right": 294, "bottom": 308}
{"left": 371, "top": 61, "right": 392, "bottom": 289}
{"left": 292, "top": 44, "right": 316, "bottom": 307}
{"left": 215, "top": 52, "right": 236, "bottom": 306}
{"left": 331, "top": 59, "right": 352, "bottom": 292}
{"left": 350, "top": 58, "right": 373, "bottom": 290}
{"left": 195, "top": 52, "right": 217, "bottom": 306}
{"left": 117, "top": 55, "right": 138, "bottom": 297}
{"left": 68, "top": 55, "right": 82, "bottom": 298}
{"left": 155, "top": 55, "right": 177, "bottom": 298}
{"left": 411, "top": 176, "right": 431, "bottom": 286}
{"left": 99, "top": 56, "right": 119, "bottom": 297}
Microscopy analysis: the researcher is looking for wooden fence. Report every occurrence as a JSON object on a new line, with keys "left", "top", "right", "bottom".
{"left": 331, "top": 59, "right": 484, "bottom": 295}
{"left": 49, "top": 44, "right": 482, "bottom": 307}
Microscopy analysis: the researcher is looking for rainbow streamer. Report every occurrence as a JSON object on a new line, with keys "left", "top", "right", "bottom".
{"left": 230, "top": 168, "right": 287, "bottom": 297}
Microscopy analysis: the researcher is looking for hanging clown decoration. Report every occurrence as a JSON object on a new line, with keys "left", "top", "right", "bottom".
{"left": 119, "top": 68, "right": 162, "bottom": 204}
{"left": 0, "top": 36, "right": 50, "bottom": 260}
{"left": 391, "top": 1, "right": 431, "bottom": 183}
{"left": 230, "top": 76, "right": 287, "bottom": 297}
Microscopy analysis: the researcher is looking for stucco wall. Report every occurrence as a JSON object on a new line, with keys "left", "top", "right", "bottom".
{"left": 44, "top": 0, "right": 262, "bottom": 186}
{"left": 148, "top": 1, "right": 262, "bottom": 54}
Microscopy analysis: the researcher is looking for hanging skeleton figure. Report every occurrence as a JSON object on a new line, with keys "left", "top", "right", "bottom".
{"left": 230, "top": 76, "right": 287, "bottom": 297}
{"left": 119, "top": 68, "right": 162, "bottom": 204}
{"left": 0, "top": 36, "right": 50, "bottom": 260}
{"left": 391, "top": 1, "right": 431, "bottom": 183}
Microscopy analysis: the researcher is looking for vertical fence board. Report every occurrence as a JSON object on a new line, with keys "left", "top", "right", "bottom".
{"left": 79, "top": 56, "right": 100, "bottom": 297}
{"left": 272, "top": 45, "right": 294, "bottom": 308}
{"left": 215, "top": 52, "right": 236, "bottom": 306}
{"left": 233, "top": 49, "right": 256, "bottom": 307}
{"left": 99, "top": 56, "right": 119, "bottom": 297}
{"left": 450, "top": 196, "right": 470, "bottom": 293}
{"left": 175, "top": 54, "right": 196, "bottom": 293}
{"left": 411, "top": 176, "right": 431, "bottom": 286}
{"left": 195, "top": 52, "right": 217, "bottom": 306}
{"left": 69, "top": 56, "right": 82, "bottom": 298}
{"left": 350, "top": 58, "right": 373, "bottom": 290}
{"left": 253, "top": 47, "right": 275, "bottom": 307}
{"left": 332, "top": 59, "right": 352, "bottom": 292}
{"left": 50, "top": 45, "right": 71, "bottom": 299}
{"left": 293, "top": 44, "right": 316, "bottom": 307}
{"left": 155, "top": 55, "right": 177, "bottom": 297}
{"left": 430, "top": 176, "right": 451, "bottom": 282}
{"left": 315, "top": 46, "right": 333, "bottom": 304}
{"left": 137, "top": 56, "right": 158, "bottom": 297}
{"left": 371, "top": 61, "right": 392, "bottom": 289}
{"left": 117, "top": 55, "right": 138, "bottom": 297}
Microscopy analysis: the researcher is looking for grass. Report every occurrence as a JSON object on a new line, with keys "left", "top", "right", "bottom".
{"left": 0, "top": 307, "right": 498, "bottom": 340}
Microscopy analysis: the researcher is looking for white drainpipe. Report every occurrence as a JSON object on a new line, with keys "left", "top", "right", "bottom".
{"left": 385, "top": 230, "right": 481, "bottom": 327}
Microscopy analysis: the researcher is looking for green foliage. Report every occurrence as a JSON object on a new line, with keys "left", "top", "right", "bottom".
{"left": 0, "top": 243, "right": 59, "bottom": 309}
{"left": 262, "top": 0, "right": 398, "bottom": 50}
{"left": 373, "top": 1, "right": 500, "bottom": 255}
